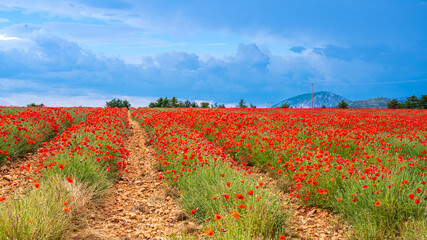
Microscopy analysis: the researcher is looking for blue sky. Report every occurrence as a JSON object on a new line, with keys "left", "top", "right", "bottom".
{"left": 0, "top": 0, "right": 426, "bottom": 107}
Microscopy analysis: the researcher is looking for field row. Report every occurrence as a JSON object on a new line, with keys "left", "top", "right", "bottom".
{"left": 132, "top": 108, "right": 427, "bottom": 239}
{"left": 0, "top": 107, "right": 130, "bottom": 239}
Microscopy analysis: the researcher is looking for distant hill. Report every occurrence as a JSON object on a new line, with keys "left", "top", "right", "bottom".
{"left": 273, "top": 91, "right": 351, "bottom": 108}
{"left": 348, "top": 97, "right": 393, "bottom": 109}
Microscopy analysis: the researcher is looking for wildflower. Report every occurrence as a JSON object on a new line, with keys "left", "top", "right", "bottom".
{"left": 226, "top": 182, "right": 231, "bottom": 187}
{"left": 63, "top": 207, "right": 70, "bottom": 212}
{"left": 337, "top": 197, "right": 342, "bottom": 202}
{"left": 214, "top": 214, "right": 222, "bottom": 220}
{"left": 362, "top": 184, "right": 368, "bottom": 189}
{"left": 230, "top": 211, "right": 240, "bottom": 219}
{"left": 409, "top": 194, "right": 415, "bottom": 200}
{"left": 0, "top": 197, "right": 6, "bottom": 202}
{"left": 191, "top": 209, "right": 196, "bottom": 214}
{"left": 280, "top": 235, "right": 286, "bottom": 239}
{"left": 352, "top": 197, "right": 357, "bottom": 202}
{"left": 238, "top": 204, "right": 246, "bottom": 209}
{"left": 66, "top": 177, "right": 73, "bottom": 183}
{"left": 204, "top": 229, "right": 213, "bottom": 236}
{"left": 375, "top": 201, "right": 380, "bottom": 206}
{"left": 35, "top": 183, "right": 40, "bottom": 188}
{"left": 63, "top": 201, "right": 68, "bottom": 205}
{"left": 247, "top": 190, "right": 253, "bottom": 195}
{"left": 236, "top": 193, "right": 245, "bottom": 200}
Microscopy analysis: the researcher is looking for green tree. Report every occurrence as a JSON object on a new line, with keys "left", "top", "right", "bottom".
{"left": 250, "top": 103, "right": 256, "bottom": 108}
{"left": 237, "top": 99, "right": 248, "bottom": 108}
{"left": 105, "top": 98, "right": 131, "bottom": 109}
{"left": 418, "top": 95, "right": 427, "bottom": 109}
{"left": 404, "top": 95, "right": 419, "bottom": 109}
{"left": 387, "top": 99, "right": 401, "bottom": 109}
{"left": 170, "top": 97, "right": 178, "bottom": 108}
{"left": 321, "top": 105, "right": 326, "bottom": 109}
{"left": 278, "top": 103, "right": 290, "bottom": 108}
{"left": 218, "top": 104, "right": 226, "bottom": 108}
{"left": 337, "top": 100, "right": 348, "bottom": 109}
{"left": 200, "top": 102, "right": 210, "bottom": 108}
{"left": 27, "top": 103, "right": 44, "bottom": 107}
{"left": 191, "top": 101, "right": 199, "bottom": 108}
{"left": 184, "top": 100, "right": 192, "bottom": 108}
{"left": 153, "top": 97, "right": 164, "bottom": 107}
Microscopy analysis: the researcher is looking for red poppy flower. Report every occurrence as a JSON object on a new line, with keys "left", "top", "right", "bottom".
{"left": 204, "top": 229, "right": 213, "bottom": 236}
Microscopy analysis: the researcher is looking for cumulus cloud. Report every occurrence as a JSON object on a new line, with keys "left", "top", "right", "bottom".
{"left": 0, "top": 23, "right": 425, "bottom": 106}
{"left": 289, "top": 46, "right": 305, "bottom": 53}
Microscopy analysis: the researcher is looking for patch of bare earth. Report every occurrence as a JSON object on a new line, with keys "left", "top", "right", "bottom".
{"left": 79, "top": 116, "right": 185, "bottom": 240}
{"left": 252, "top": 169, "right": 349, "bottom": 240}
{"left": 0, "top": 152, "right": 41, "bottom": 198}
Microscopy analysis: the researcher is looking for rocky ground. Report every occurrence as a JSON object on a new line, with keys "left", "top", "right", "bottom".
{"left": 0, "top": 114, "right": 348, "bottom": 239}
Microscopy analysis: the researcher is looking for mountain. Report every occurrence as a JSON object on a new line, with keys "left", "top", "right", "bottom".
{"left": 348, "top": 97, "right": 393, "bottom": 109}
{"left": 273, "top": 91, "right": 351, "bottom": 108}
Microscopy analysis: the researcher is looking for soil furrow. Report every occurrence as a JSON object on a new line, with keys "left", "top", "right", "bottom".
{"left": 81, "top": 114, "right": 183, "bottom": 239}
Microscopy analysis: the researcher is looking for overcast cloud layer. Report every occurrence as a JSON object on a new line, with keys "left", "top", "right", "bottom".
{"left": 0, "top": 0, "right": 426, "bottom": 107}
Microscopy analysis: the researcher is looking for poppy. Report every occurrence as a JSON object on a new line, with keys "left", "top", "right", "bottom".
{"left": 204, "top": 229, "right": 213, "bottom": 236}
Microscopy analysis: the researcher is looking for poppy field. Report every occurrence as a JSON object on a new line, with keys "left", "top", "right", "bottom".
{"left": 132, "top": 108, "right": 427, "bottom": 239}
{"left": 1, "top": 106, "right": 426, "bottom": 239}
{"left": 0, "top": 107, "right": 130, "bottom": 239}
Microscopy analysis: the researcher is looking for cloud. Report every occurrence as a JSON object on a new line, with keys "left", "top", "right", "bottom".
{"left": 0, "top": 23, "right": 426, "bottom": 105}
{"left": 290, "top": 46, "right": 305, "bottom": 53}
{"left": 0, "top": 93, "right": 155, "bottom": 107}
{"left": 154, "top": 51, "right": 200, "bottom": 70}
{"left": 0, "top": 33, "right": 20, "bottom": 41}
{"left": 0, "top": 18, "right": 8, "bottom": 23}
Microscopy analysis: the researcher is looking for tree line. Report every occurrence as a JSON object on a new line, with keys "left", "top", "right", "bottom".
{"left": 148, "top": 97, "right": 258, "bottom": 108}
{"left": 148, "top": 97, "right": 225, "bottom": 108}
{"left": 387, "top": 95, "right": 427, "bottom": 109}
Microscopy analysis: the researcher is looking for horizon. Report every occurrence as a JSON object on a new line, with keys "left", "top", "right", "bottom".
{"left": 1, "top": 1, "right": 426, "bottom": 107}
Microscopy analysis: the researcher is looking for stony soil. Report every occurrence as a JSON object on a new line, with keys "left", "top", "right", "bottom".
{"left": 0, "top": 113, "right": 348, "bottom": 239}
{"left": 79, "top": 116, "right": 186, "bottom": 239}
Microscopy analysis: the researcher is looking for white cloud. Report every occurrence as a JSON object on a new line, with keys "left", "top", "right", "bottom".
{"left": 0, "top": 33, "right": 20, "bottom": 41}
{"left": 0, "top": 93, "right": 156, "bottom": 107}
{"left": 0, "top": 18, "right": 8, "bottom": 23}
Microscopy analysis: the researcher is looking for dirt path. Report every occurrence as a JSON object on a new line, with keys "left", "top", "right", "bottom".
{"left": 0, "top": 153, "right": 40, "bottom": 199}
{"left": 254, "top": 171, "right": 348, "bottom": 240}
{"left": 80, "top": 114, "right": 183, "bottom": 239}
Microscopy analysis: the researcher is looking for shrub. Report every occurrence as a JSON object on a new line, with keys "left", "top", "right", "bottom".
{"left": 105, "top": 98, "right": 131, "bottom": 109}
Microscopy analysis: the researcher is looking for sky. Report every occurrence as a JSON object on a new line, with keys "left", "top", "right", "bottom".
{"left": 0, "top": 0, "right": 426, "bottom": 107}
